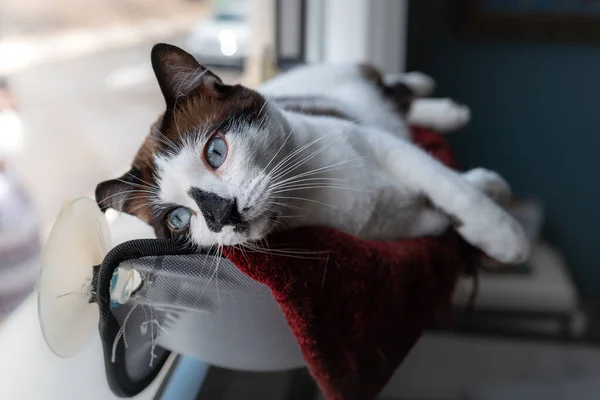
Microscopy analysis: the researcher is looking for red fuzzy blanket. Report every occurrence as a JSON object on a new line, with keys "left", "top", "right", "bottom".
{"left": 223, "top": 127, "right": 477, "bottom": 400}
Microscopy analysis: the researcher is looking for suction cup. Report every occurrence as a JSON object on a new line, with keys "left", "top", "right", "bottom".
{"left": 37, "top": 197, "right": 110, "bottom": 358}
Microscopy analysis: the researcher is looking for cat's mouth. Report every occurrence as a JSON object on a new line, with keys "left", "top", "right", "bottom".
{"left": 224, "top": 209, "right": 277, "bottom": 238}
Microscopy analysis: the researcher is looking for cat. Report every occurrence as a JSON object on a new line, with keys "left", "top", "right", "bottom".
{"left": 95, "top": 43, "right": 529, "bottom": 264}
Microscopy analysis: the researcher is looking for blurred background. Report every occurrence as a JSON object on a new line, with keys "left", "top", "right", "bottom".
{"left": 1, "top": 0, "right": 600, "bottom": 399}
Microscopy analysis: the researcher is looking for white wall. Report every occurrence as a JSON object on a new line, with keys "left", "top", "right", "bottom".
{"left": 278, "top": 0, "right": 302, "bottom": 59}
{"left": 310, "top": 0, "right": 408, "bottom": 73}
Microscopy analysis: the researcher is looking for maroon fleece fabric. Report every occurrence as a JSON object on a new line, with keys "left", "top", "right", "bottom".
{"left": 223, "top": 127, "right": 477, "bottom": 400}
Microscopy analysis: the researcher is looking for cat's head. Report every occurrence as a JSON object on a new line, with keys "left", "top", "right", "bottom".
{"left": 95, "top": 43, "right": 291, "bottom": 247}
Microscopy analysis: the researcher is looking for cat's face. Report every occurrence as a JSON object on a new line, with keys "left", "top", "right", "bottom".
{"left": 96, "top": 44, "right": 291, "bottom": 247}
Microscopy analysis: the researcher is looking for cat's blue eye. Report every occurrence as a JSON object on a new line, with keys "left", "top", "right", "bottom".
{"left": 167, "top": 207, "right": 192, "bottom": 231}
{"left": 204, "top": 133, "right": 228, "bottom": 169}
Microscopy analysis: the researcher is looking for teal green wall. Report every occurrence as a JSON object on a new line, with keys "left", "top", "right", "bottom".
{"left": 407, "top": 1, "right": 600, "bottom": 299}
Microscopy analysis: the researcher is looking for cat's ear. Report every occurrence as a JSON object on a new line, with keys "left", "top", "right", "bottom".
{"left": 95, "top": 169, "right": 150, "bottom": 220}
{"left": 151, "top": 43, "right": 223, "bottom": 107}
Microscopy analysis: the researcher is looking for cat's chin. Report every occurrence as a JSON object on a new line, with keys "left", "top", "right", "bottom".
{"left": 191, "top": 214, "right": 275, "bottom": 248}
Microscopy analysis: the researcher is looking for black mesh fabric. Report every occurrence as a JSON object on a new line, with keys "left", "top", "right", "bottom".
{"left": 95, "top": 239, "right": 199, "bottom": 397}
{"left": 94, "top": 238, "right": 304, "bottom": 398}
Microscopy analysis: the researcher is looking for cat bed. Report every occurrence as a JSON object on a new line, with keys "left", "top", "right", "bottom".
{"left": 40, "top": 127, "right": 477, "bottom": 400}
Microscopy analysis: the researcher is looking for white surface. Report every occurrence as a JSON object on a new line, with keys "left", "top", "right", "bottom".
{"left": 0, "top": 294, "right": 170, "bottom": 400}
{"left": 304, "top": 0, "right": 325, "bottom": 63}
{"left": 323, "top": 0, "right": 369, "bottom": 64}
{"left": 277, "top": 0, "right": 302, "bottom": 58}
{"left": 322, "top": 0, "right": 407, "bottom": 73}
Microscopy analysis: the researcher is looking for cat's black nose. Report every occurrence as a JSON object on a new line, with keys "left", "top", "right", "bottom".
{"left": 188, "top": 188, "right": 241, "bottom": 232}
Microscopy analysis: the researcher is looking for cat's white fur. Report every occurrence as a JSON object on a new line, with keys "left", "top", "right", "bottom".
{"left": 155, "top": 63, "right": 529, "bottom": 264}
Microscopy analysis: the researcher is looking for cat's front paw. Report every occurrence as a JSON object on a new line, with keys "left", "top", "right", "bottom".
{"left": 407, "top": 98, "right": 471, "bottom": 133}
{"left": 463, "top": 168, "right": 512, "bottom": 207}
{"left": 458, "top": 212, "right": 530, "bottom": 264}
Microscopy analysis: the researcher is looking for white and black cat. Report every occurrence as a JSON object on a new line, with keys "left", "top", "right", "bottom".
{"left": 96, "top": 43, "right": 528, "bottom": 264}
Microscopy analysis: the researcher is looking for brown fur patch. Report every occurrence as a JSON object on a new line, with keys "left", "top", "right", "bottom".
{"left": 359, "top": 63, "right": 385, "bottom": 85}
{"left": 155, "top": 84, "right": 266, "bottom": 148}
{"left": 359, "top": 63, "right": 414, "bottom": 114}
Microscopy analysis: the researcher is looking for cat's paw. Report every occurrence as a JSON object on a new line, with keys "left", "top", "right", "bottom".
{"left": 463, "top": 168, "right": 512, "bottom": 207}
{"left": 458, "top": 212, "right": 530, "bottom": 265}
{"left": 383, "top": 71, "right": 436, "bottom": 97}
{"left": 407, "top": 98, "right": 471, "bottom": 133}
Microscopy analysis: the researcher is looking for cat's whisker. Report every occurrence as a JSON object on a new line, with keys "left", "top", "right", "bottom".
{"left": 259, "top": 101, "right": 308, "bottom": 179}
{"left": 269, "top": 136, "right": 344, "bottom": 182}
{"left": 267, "top": 201, "right": 307, "bottom": 213}
{"left": 274, "top": 214, "right": 303, "bottom": 219}
{"left": 233, "top": 244, "right": 252, "bottom": 266}
{"left": 267, "top": 130, "right": 341, "bottom": 181}
{"left": 212, "top": 112, "right": 230, "bottom": 138}
{"left": 271, "top": 195, "right": 336, "bottom": 209}
{"left": 273, "top": 185, "right": 368, "bottom": 194}
{"left": 288, "top": 155, "right": 367, "bottom": 176}
{"left": 271, "top": 157, "right": 367, "bottom": 192}
{"left": 115, "top": 178, "right": 160, "bottom": 192}
{"left": 127, "top": 200, "right": 157, "bottom": 214}
{"left": 125, "top": 172, "right": 160, "bottom": 191}
{"left": 198, "top": 244, "right": 222, "bottom": 300}
{"left": 268, "top": 122, "right": 364, "bottom": 183}
{"left": 173, "top": 98, "right": 185, "bottom": 142}
{"left": 260, "top": 121, "right": 296, "bottom": 176}
{"left": 97, "top": 189, "right": 155, "bottom": 204}
{"left": 111, "top": 195, "right": 157, "bottom": 205}
{"left": 273, "top": 183, "right": 354, "bottom": 191}
{"left": 270, "top": 177, "right": 346, "bottom": 190}
{"left": 215, "top": 244, "right": 223, "bottom": 307}
{"left": 272, "top": 177, "right": 352, "bottom": 189}
{"left": 240, "top": 243, "right": 330, "bottom": 260}
{"left": 257, "top": 98, "right": 269, "bottom": 119}
{"left": 266, "top": 126, "right": 345, "bottom": 180}
{"left": 128, "top": 196, "right": 162, "bottom": 205}
{"left": 258, "top": 237, "right": 272, "bottom": 255}
{"left": 152, "top": 126, "right": 178, "bottom": 152}
{"left": 251, "top": 247, "right": 330, "bottom": 256}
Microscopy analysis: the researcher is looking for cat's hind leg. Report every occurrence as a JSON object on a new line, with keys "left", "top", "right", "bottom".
{"left": 381, "top": 71, "right": 470, "bottom": 132}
